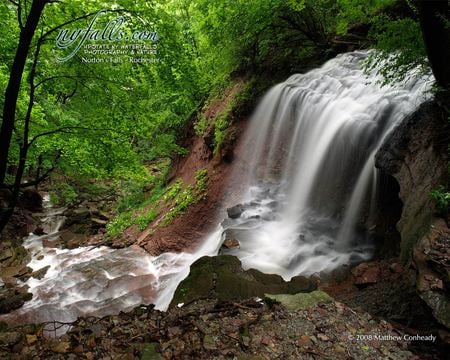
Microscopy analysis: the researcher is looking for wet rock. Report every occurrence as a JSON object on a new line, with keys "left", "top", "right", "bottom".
{"left": 31, "top": 265, "right": 50, "bottom": 280}
{"left": 60, "top": 230, "right": 88, "bottom": 249}
{"left": 171, "top": 255, "right": 316, "bottom": 307}
{"left": 0, "top": 265, "right": 32, "bottom": 279}
{"left": 227, "top": 204, "right": 244, "bottom": 219}
{"left": 0, "top": 332, "right": 23, "bottom": 346}
{"left": 0, "top": 290, "right": 32, "bottom": 313}
{"left": 222, "top": 238, "right": 240, "bottom": 249}
{"left": 351, "top": 262, "right": 380, "bottom": 285}
{"left": 32, "top": 227, "right": 46, "bottom": 236}
{"left": 64, "top": 207, "right": 90, "bottom": 226}
{"left": 42, "top": 238, "right": 62, "bottom": 248}
{"left": 265, "top": 291, "right": 333, "bottom": 311}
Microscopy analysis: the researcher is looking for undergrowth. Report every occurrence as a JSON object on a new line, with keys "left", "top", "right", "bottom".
{"left": 106, "top": 168, "right": 210, "bottom": 237}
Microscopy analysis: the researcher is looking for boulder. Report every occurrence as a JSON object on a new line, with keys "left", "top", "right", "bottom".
{"left": 170, "top": 255, "right": 317, "bottom": 307}
{"left": 227, "top": 204, "right": 244, "bottom": 219}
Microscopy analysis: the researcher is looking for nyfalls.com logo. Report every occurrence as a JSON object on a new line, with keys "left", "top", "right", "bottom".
{"left": 55, "top": 9, "right": 159, "bottom": 63}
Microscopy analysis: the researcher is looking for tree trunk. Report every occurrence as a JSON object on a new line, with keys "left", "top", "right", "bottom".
{"left": 0, "top": 0, "right": 47, "bottom": 186}
{"left": 417, "top": 0, "right": 450, "bottom": 91}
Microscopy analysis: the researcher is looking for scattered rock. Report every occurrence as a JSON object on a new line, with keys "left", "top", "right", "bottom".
{"left": 203, "top": 334, "right": 217, "bottom": 350}
{"left": 64, "top": 207, "right": 90, "bottom": 226}
{"left": 317, "top": 333, "right": 330, "bottom": 342}
{"left": 0, "top": 290, "right": 32, "bottom": 313}
{"left": 297, "top": 335, "right": 312, "bottom": 347}
{"left": 0, "top": 332, "right": 23, "bottom": 346}
{"left": 227, "top": 204, "right": 244, "bottom": 219}
{"left": 222, "top": 238, "right": 240, "bottom": 249}
{"left": 351, "top": 262, "right": 380, "bottom": 285}
{"left": 31, "top": 265, "right": 50, "bottom": 280}
{"left": 42, "top": 238, "right": 62, "bottom": 248}
{"left": 26, "top": 334, "right": 37, "bottom": 345}
{"left": 32, "top": 227, "right": 46, "bottom": 236}
{"left": 140, "top": 343, "right": 163, "bottom": 360}
{"left": 49, "top": 340, "right": 70, "bottom": 354}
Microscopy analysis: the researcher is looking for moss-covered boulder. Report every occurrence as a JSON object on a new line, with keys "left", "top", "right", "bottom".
{"left": 170, "top": 255, "right": 317, "bottom": 307}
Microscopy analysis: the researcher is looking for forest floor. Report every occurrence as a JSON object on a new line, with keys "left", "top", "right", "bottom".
{"left": 0, "top": 255, "right": 447, "bottom": 359}
{"left": 0, "top": 291, "right": 444, "bottom": 359}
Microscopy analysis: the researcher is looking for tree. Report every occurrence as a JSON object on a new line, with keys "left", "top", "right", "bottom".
{"left": 417, "top": 0, "right": 450, "bottom": 92}
{"left": 0, "top": 0, "right": 49, "bottom": 186}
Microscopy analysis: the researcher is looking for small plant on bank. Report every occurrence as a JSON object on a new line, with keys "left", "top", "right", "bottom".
{"left": 430, "top": 186, "right": 450, "bottom": 215}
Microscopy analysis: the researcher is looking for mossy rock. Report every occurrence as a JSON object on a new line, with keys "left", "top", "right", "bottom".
{"left": 265, "top": 290, "right": 333, "bottom": 311}
{"left": 170, "top": 255, "right": 317, "bottom": 307}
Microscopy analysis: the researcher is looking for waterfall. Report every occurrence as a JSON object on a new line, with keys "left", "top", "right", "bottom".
{"left": 0, "top": 51, "right": 432, "bottom": 326}
{"left": 217, "top": 51, "right": 431, "bottom": 279}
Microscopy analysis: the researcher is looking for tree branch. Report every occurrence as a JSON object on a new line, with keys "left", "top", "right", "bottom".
{"left": 28, "top": 126, "right": 128, "bottom": 147}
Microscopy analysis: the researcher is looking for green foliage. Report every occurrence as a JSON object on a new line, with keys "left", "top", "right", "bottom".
{"left": 365, "top": 16, "right": 428, "bottom": 84}
{"left": 335, "top": 0, "right": 396, "bottom": 35}
{"left": 162, "top": 185, "right": 195, "bottom": 226}
{"left": 136, "top": 210, "right": 158, "bottom": 231}
{"left": 163, "top": 180, "right": 183, "bottom": 202}
{"left": 106, "top": 212, "right": 134, "bottom": 238}
{"left": 161, "top": 168, "right": 209, "bottom": 226}
{"left": 195, "top": 168, "right": 209, "bottom": 195}
{"left": 50, "top": 181, "right": 78, "bottom": 206}
{"left": 194, "top": 114, "right": 208, "bottom": 137}
{"left": 213, "top": 113, "right": 229, "bottom": 156}
{"left": 430, "top": 186, "right": 450, "bottom": 214}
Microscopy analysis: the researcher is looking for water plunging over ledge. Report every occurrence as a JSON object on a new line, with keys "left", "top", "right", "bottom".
{"left": 0, "top": 51, "right": 432, "bottom": 327}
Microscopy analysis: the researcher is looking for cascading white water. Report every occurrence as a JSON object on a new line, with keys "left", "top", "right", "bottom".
{"left": 0, "top": 51, "right": 432, "bottom": 328}
{"left": 217, "top": 51, "right": 431, "bottom": 279}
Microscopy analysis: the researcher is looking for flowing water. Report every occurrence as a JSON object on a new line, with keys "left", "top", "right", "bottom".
{"left": 1, "top": 51, "right": 432, "bottom": 328}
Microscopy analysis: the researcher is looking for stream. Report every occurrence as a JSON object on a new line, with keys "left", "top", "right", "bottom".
{"left": 0, "top": 51, "right": 432, "bottom": 329}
